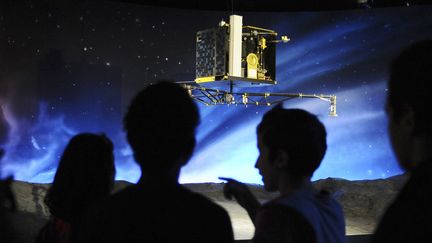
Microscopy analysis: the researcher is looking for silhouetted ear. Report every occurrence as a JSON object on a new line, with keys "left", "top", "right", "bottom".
{"left": 274, "top": 150, "right": 290, "bottom": 169}
{"left": 179, "top": 136, "right": 196, "bottom": 167}
{"left": 395, "top": 104, "right": 415, "bottom": 134}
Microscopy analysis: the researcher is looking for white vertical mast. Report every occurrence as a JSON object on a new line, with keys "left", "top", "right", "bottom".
{"left": 229, "top": 15, "right": 243, "bottom": 77}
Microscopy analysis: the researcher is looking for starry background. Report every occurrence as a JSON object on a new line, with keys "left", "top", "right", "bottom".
{"left": 1, "top": 1, "right": 432, "bottom": 184}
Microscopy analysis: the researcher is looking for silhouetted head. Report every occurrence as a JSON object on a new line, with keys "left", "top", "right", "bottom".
{"left": 386, "top": 39, "right": 432, "bottom": 171}
{"left": 124, "top": 81, "right": 199, "bottom": 174}
{"left": 44, "top": 133, "right": 115, "bottom": 224}
{"left": 255, "top": 105, "right": 327, "bottom": 191}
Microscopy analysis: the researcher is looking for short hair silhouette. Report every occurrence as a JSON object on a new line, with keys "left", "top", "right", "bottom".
{"left": 44, "top": 133, "right": 115, "bottom": 225}
{"left": 388, "top": 39, "right": 432, "bottom": 134}
{"left": 124, "top": 81, "right": 199, "bottom": 171}
{"left": 257, "top": 105, "right": 327, "bottom": 178}
{"left": 77, "top": 81, "right": 234, "bottom": 242}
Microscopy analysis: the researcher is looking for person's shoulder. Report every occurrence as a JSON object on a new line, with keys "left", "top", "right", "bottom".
{"left": 179, "top": 186, "right": 228, "bottom": 213}
{"left": 380, "top": 161, "right": 432, "bottom": 218}
{"left": 84, "top": 184, "right": 141, "bottom": 218}
{"left": 254, "top": 204, "right": 316, "bottom": 243}
{"left": 109, "top": 184, "right": 228, "bottom": 216}
{"left": 316, "top": 189, "right": 344, "bottom": 209}
{"left": 172, "top": 186, "right": 231, "bottom": 227}
{"left": 259, "top": 202, "right": 302, "bottom": 217}
{"left": 178, "top": 186, "right": 234, "bottom": 241}
{"left": 110, "top": 184, "right": 140, "bottom": 202}
{"left": 372, "top": 162, "right": 432, "bottom": 243}
{"left": 412, "top": 159, "right": 432, "bottom": 185}
{"left": 266, "top": 189, "right": 345, "bottom": 227}
{"left": 270, "top": 189, "right": 340, "bottom": 210}
{"left": 396, "top": 161, "right": 432, "bottom": 205}
{"left": 77, "top": 185, "right": 143, "bottom": 239}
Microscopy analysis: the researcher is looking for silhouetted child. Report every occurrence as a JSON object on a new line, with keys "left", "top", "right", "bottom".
{"left": 0, "top": 149, "right": 16, "bottom": 212}
{"left": 372, "top": 40, "right": 432, "bottom": 242}
{"left": 0, "top": 148, "right": 18, "bottom": 243}
{"left": 78, "top": 81, "right": 234, "bottom": 242}
{"left": 221, "top": 106, "right": 345, "bottom": 243}
{"left": 36, "top": 133, "right": 115, "bottom": 243}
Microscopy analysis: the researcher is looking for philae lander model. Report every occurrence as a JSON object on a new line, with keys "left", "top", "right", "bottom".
{"left": 179, "top": 15, "right": 337, "bottom": 116}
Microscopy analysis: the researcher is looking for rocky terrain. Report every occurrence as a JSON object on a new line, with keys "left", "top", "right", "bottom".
{"left": 6, "top": 174, "right": 408, "bottom": 242}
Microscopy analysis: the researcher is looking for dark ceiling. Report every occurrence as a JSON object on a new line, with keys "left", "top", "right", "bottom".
{"left": 110, "top": 0, "right": 432, "bottom": 11}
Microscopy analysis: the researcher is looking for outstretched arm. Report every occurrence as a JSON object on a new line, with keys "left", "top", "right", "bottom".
{"left": 219, "top": 177, "right": 261, "bottom": 224}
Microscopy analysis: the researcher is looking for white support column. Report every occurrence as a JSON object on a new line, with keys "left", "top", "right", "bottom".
{"left": 229, "top": 15, "right": 243, "bottom": 77}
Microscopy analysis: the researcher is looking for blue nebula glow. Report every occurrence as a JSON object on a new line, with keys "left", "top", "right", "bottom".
{"left": 180, "top": 7, "right": 432, "bottom": 184}
{"left": 2, "top": 6, "right": 432, "bottom": 184}
{"left": 180, "top": 83, "right": 400, "bottom": 184}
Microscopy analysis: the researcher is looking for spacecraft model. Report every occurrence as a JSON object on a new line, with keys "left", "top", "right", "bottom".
{"left": 179, "top": 15, "right": 337, "bottom": 116}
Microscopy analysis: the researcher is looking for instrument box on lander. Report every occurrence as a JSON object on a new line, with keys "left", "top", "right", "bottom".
{"left": 195, "top": 15, "right": 288, "bottom": 86}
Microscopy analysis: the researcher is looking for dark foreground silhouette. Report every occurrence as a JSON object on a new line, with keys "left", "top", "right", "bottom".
{"left": 222, "top": 106, "right": 346, "bottom": 243}
{"left": 78, "top": 81, "right": 234, "bottom": 243}
{"left": 372, "top": 40, "right": 432, "bottom": 242}
{"left": 36, "top": 133, "right": 115, "bottom": 243}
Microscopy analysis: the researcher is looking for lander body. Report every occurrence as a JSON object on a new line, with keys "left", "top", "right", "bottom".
{"left": 179, "top": 15, "right": 337, "bottom": 116}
